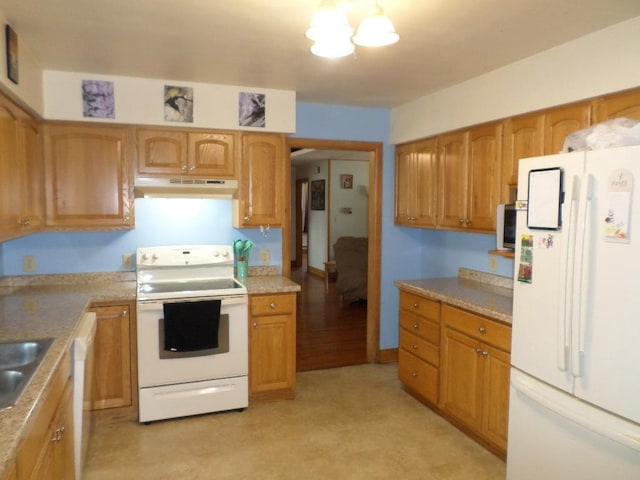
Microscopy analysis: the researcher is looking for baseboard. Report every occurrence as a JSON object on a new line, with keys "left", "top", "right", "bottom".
{"left": 307, "top": 265, "right": 324, "bottom": 278}
{"left": 378, "top": 348, "right": 398, "bottom": 363}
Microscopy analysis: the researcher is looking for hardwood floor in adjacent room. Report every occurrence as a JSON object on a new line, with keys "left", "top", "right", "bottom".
{"left": 291, "top": 256, "right": 367, "bottom": 372}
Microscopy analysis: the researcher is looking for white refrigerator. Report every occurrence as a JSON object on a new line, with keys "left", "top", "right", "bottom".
{"left": 507, "top": 145, "right": 640, "bottom": 479}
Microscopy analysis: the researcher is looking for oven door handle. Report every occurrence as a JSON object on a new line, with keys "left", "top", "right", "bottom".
{"left": 137, "top": 295, "right": 248, "bottom": 310}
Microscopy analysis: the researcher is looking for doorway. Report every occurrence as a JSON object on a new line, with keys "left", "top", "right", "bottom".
{"left": 284, "top": 138, "right": 382, "bottom": 364}
{"left": 294, "top": 178, "right": 309, "bottom": 269}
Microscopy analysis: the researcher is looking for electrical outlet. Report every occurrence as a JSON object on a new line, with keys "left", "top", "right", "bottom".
{"left": 23, "top": 255, "right": 36, "bottom": 273}
{"left": 261, "top": 249, "right": 270, "bottom": 265}
{"left": 122, "top": 253, "right": 133, "bottom": 269}
{"left": 489, "top": 255, "right": 498, "bottom": 273}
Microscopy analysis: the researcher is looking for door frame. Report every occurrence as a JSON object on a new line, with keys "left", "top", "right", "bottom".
{"left": 294, "top": 177, "right": 309, "bottom": 268}
{"left": 284, "top": 137, "right": 382, "bottom": 363}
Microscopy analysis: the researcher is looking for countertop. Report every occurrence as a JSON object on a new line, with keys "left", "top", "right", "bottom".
{"left": 0, "top": 272, "right": 298, "bottom": 476}
{"left": 394, "top": 268, "right": 513, "bottom": 325}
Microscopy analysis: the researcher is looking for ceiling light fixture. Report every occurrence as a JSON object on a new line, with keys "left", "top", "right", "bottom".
{"left": 306, "top": 1, "right": 399, "bottom": 58}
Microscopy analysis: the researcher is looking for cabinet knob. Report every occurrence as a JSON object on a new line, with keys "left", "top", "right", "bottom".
{"left": 411, "top": 372, "right": 417, "bottom": 377}
{"left": 412, "top": 323, "right": 419, "bottom": 329}
{"left": 244, "top": 215, "right": 250, "bottom": 222}
{"left": 481, "top": 351, "right": 489, "bottom": 357}
{"left": 121, "top": 310, "right": 128, "bottom": 317}
{"left": 413, "top": 302, "right": 418, "bottom": 308}
{"left": 412, "top": 344, "right": 418, "bottom": 350}
{"left": 459, "top": 219, "right": 465, "bottom": 224}
{"left": 252, "top": 322, "right": 258, "bottom": 328}
{"left": 189, "top": 165, "right": 195, "bottom": 172}
{"left": 270, "top": 302, "right": 276, "bottom": 309}
{"left": 181, "top": 164, "right": 187, "bottom": 171}
{"left": 478, "top": 326, "right": 486, "bottom": 334}
{"left": 20, "top": 219, "right": 31, "bottom": 226}
{"left": 476, "top": 348, "right": 483, "bottom": 354}
{"left": 123, "top": 216, "right": 130, "bottom": 223}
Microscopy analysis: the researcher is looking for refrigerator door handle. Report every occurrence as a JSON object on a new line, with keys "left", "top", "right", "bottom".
{"left": 558, "top": 175, "right": 580, "bottom": 372}
{"left": 571, "top": 174, "right": 594, "bottom": 378}
{"left": 511, "top": 370, "right": 640, "bottom": 453}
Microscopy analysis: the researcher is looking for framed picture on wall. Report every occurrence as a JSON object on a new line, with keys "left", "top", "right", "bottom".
{"left": 5, "top": 24, "right": 18, "bottom": 84}
{"left": 310, "top": 179, "right": 325, "bottom": 210}
{"left": 340, "top": 174, "right": 353, "bottom": 189}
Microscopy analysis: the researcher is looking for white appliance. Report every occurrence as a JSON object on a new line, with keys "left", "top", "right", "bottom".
{"left": 72, "top": 311, "right": 97, "bottom": 480}
{"left": 136, "top": 245, "right": 248, "bottom": 423}
{"left": 507, "top": 145, "right": 640, "bottom": 479}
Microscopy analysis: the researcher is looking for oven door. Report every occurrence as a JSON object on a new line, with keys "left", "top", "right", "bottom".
{"left": 137, "top": 294, "right": 248, "bottom": 388}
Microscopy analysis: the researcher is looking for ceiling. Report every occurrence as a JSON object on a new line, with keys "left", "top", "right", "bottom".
{"left": 1, "top": 1, "right": 639, "bottom": 109}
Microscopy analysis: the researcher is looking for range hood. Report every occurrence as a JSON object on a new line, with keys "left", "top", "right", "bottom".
{"left": 134, "top": 177, "right": 238, "bottom": 199}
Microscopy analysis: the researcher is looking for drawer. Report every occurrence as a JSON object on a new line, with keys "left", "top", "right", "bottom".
{"left": 400, "top": 329, "right": 439, "bottom": 366}
{"left": 442, "top": 304, "right": 511, "bottom": 352}
{"left": 399, "top": 291, "right": 440, "bottom": 323}
{"left": 250, "top": 293, "right": 295, "bottom": 316}
{"left": 398, "top": 349, "right": 438, "bottom": 405}
{"left": 399, "top": 310, "right": 439, "bottom": 345}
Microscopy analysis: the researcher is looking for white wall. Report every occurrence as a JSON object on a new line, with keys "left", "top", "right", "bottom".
{"left": 43, "top": 71, "right": 296, "bottom": 133}
{"left": 329, "top": 159, "right": 369, "bottom": 257}
{"left": 391, "top": 16, "right": 640, "bottom": 144}
{"left": 0, "top": 11, "right": 44, "bottom": 114}
{"left": 295, "top": 160, "right": 329, "bottom": 271}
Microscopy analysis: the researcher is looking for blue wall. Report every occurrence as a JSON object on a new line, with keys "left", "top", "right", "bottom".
{"left": 1, "top": 102, "right": 514, "bottom": 350}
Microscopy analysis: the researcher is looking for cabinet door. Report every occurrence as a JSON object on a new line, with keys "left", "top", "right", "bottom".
{"left": 90, "top": 304, "right": 133, "bottom": 410}
{"left": 394, "top": 143, "right": 414, "bottom": 226}
{"left": 30, "top": 380, "right": 74, "bottom": 480}
{"left": 19, "top": 118, "right": 44, "bottom": 233}
{"left": 188, "top": 132, "right": 236, "bottom": 177}
{"left": 439, "top": 327, "right": 483, "bottom": 432}
{"left": 413, "top": 138, "right": 438, "bottom": 227}
{"left": 235, "top": 133, "right": 285, "bottom": 227}
{"left": 44, "top": 123, "right": 133, "bottom": 229}
{"left": 543, "top": 102, "right": 591, "bottom": 155}
{"left": 466, "top": 123, "right": 502, "bottom": 232}
{"left": 249, "top": 313, "right": 294, "bottom": 394}
{"left": 482, "top": 345, "right": 511, "bottom": 452}
{"left": 136, "top": 129, "right": 187, "bottom": 175}
{"left": 0, "top": 99, "right": 21, "bottom": 240}
{"left": 437, "top": 131, "right": 468, "bottom": 229}
{"left": 592, "top": 87, "right": 640, "bottom": 123}
{"left": 501, "top": 113, "right": 544, "bottom": 203}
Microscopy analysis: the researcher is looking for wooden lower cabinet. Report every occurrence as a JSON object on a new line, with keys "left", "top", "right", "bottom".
{"left": 89, "top": 302, "right": 137, "bottom": 413}
{"left": 397, "top": 290, "right": 441, "bottom": 405}
{"left": 439, "top": 304, "right": 511, "bottom": 458}
{"left": 248, "top": 293, "right": 296, "bottom": 401}
{"left": 17, "top": 350, "right": 74, "bottom": 480}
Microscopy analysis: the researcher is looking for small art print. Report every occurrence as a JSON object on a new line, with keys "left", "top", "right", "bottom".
{"left": 239, "top": 92, "right": 265, "bottom": 127}
{"left": 340, "top": 174, "right": 353, "bottom": 189}
{"left": 164, "top": 85, "right": 193, "bottom": 122}
{"left": 5, "top": 24, "right": 18, "bottom": 84}
{"left": 82, "top": 80, "right": 115, "bottom": 118}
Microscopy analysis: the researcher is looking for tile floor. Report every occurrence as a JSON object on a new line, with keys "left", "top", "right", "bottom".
{"left": 84, "top": 364, "right": 506, "bottom": 480}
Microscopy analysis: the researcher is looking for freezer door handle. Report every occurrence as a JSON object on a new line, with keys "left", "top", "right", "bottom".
{"left": 558, "top": 174, "right": 580, "bottom": 372}
{"left": 571, "top": 174, "right": 594, "bottom": 378}
{"left": 511, "top": 370, "right": 640, "bottom": 453}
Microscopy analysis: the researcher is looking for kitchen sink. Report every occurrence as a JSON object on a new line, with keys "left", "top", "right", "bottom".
{"left": 0, "top": 338, "right": 53, "bottom": 411}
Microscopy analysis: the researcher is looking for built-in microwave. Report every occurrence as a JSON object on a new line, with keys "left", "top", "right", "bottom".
{"left": 496, "top": 203, "right": 516, "bottom": 250}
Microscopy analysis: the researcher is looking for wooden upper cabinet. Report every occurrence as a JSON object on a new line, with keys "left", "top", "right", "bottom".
{"left": 234, "top": 133, "right": 285, "bottom": 227}
{"left": 0, "top": 94, "right": 43, "bottom": 242}
{"left": 437, "top": 130, "right": 468, "bottom": 230}
{"left": 501, "top": 113, "right": 544, "bottom": 203}
{"left": 543, "top": 101, "right": 591, "bottom": 155}
{"left": 0, "top": 97, "right": 21, "bottom": 240}
{"left": 466, "top": 123, "right": 502, "bottom": 232}
{"left": 19, "top": 118, "right": 44, "bottom": 234}
{"left": 592, "top": 87, "right": 640, "bottom": 123}
{"left": 44, "top": 123, "right": 134, "bottom": 229}
{"left": 136, "top": 129, "right": 187, "bottom": 175}
{"left": 394, "top": 138, "right": 438, "bottom": 228}
{"left": 136, "top": 128, "right": 237, "bottom": 177}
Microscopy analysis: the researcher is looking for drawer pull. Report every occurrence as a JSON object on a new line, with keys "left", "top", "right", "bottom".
{"left": 412, "top": 344, "right": 418, "bottom": 350}
{"left": 411, "top": 372, "right": 417, "bottom": 377}
{"left": 412, "top": 323, "right": 419, "bottom": 329}
{"left": 270, "top": 302, "right": 276, "bottom": 309}
{"left": 413, "top": 302, "right": 419, "bottom": 308}
{"left": 478, "top": 326, "right": 486, "bottom": 334}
